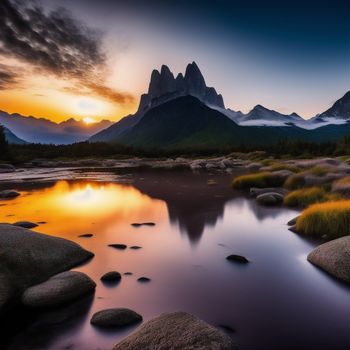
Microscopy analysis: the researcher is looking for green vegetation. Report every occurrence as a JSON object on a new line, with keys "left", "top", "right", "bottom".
{"left": 283, "top": 187, "right": 338, "bottom": 208}
{"left": 296, "top": 201, "right": 350, "bottom": 238}
{"left": 232, "top": 172, "right": 285, "bottom": 189}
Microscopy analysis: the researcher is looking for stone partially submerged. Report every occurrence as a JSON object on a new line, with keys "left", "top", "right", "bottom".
{"left": 22, "top": 271, "right": 96, "bottom": 308}
{"left": 113, "top": 312, "right": 237, "bottom": 350}
{"left": 307, "top": 236, "right": 350, "bottom": 284}
{"left": 0, "top": 224, "right": 94, "bottom": 315}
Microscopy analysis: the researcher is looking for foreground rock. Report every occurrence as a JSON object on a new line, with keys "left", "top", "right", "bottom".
{"left": 21, "top": 271, "right": 96, "bottom": 308}
{"left": 0, "top": 190, "right": 20, "bottom": 198}
{"left": 113, "top": 312, "right": 237, "bottom": 350}
{"left": 91, "top": 308, "right": 142, "bottom": 328}
{"left": 256, "top": 192, "right": 284, "bottom": 206}
{"left": 13, "top": 221, "right": 38, "bottom": 229}
{"left": 0, "top": 224, "right": 94, "bottom": 315}
{"left": 307, "top": 236, "right": 350, "bottom": 284}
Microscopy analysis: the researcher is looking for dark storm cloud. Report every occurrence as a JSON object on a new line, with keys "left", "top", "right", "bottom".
{"left": 0, "top": 0, "right": 134, "bottom": 104}
{"left": 0, "top": 64, "right": 18, "bottom": 89}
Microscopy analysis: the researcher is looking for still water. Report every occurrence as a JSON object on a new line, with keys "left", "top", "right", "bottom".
{"left": 1, "top": 169, "right": 350, "bottom": 350}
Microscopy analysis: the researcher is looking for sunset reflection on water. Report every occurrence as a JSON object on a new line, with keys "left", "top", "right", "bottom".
{"left": 0, "top": 181, "right": 167, "bottom": 238}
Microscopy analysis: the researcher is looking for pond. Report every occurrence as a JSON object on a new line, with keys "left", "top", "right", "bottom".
{"left": 1, "top": 169, "right": 350, "bottom": 350}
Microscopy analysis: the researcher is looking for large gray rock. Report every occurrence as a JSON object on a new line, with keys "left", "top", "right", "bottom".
{"left": 22, "top": 271, "right": 96, "bottom": 308}
{"left": 91, "top": 308, "right": 142, "bottom": 328}
{"left": 307, "top": 236, "right": 350, "bottom": 284}
{"left": 256, "top": 192, "right": 284, "bottom": 206}
{"left": 113, "top": 312, "right": 237, "bottom": 350}
{"left": 0, "top": 224, "right": 94, "bottom": 315}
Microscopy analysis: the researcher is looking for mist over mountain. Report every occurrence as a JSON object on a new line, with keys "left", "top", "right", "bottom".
{"left": 0, "top": 111, "right": 113, "bottom": 144}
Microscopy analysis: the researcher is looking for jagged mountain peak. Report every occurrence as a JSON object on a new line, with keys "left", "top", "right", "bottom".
{"left": 318, "top": 90, "right": 350, "bottom": 119}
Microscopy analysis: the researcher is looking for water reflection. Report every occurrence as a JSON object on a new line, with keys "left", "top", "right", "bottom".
{"left": 2, "top": 170, "right": 350, "bottom": 350}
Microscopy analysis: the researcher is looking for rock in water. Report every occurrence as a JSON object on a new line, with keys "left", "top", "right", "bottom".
{"left": 226, "top": 255, "right": 249, "bottom": 264}
{"left": 307, "top": 236, "right": 350, "bottom": 284}
{"left": 256, "top": 192, "right": 284, "bottom": 206}
{"left": 101, "top": 271, "right": 122, "bottom": 282}
{"left": 13, "top": 221, "right": 38, "bottom": 229}
{"left": 0, "top": 190, "right": 20, "bottom": 198}
{"left": 109, "top": 244, "right": 127, "bottom": 250}
{"left": 0, "top": 224, "right": 94, "bottom": 315}
{"left": 113, "top": 312, "right": 237, "bottom": 349}
{"left": 91, "top": 308, "right": 142, "bottom": 328}
{"left": 287, "top": 216, "right": 299, "bottom": 226}
{"left": 21, "top": 271, "right": 96, "bottom": 308}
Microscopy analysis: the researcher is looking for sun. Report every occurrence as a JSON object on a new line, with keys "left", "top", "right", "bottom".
{"left": 83, "top": 117, "right": 95, "bottom": 125}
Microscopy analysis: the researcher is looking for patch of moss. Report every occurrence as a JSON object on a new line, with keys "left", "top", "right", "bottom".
{"left": 232, "top": 172, "right": 285, "bottom": 189}
{"left": 296, "top": 200, "right": 350, "bottom": 238}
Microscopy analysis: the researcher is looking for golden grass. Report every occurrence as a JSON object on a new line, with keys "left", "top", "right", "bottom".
{"left": 284, "top": 187, "right": 326, "bottom": 208}
{"left": 232, "top": 172, "right": 285, "bottom": 189}
{"left": 284, "top": 174, "right": 306, "bottom": 190}
{"left": 269, "top": 162, "right": 301, "bottom": 173}
{"left": 296, "top": 200, "right": 350, "bottom": 238}
{"left": 334, "top": 176, "right": 350, "bottom": 186}
{"left": 307, "top": 166, "right": 332, "bottom": 176}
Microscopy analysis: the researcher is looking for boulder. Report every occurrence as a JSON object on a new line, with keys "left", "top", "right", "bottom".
{"left": 13, "top": 221, "right": 38, "bottom": 229}
{"left": 101, "top": 271, "right": 122, "bottom": 282}
{"left": 113, "top": 312, "right": 237, "bottom": 350}
{"left": 0, "top": 190, "right": 20, "bottom": 198}
{"left": 256, "top": 192, "right": 284, "bottom": 206}
{"left": 307, "top": 236, "right": 350, "bottom": 284}
{"left": 250, "top": 187, "right": 287, "bottom": 197}
{"left": 0, "top": 164, "right": 15, "bottom": 173}
{"left": 91, "top": 308, "right": 142, "bottom": 328}
{"left": 21, "top": 271, "right": 96, "bottom": 308}
{"left": 0, "top": 224, "right": 94, "bottom": 315}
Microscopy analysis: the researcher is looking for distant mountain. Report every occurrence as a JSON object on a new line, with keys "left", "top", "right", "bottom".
{"left": 90, "top": 62, "right": 225, "bottom": 142}
{"left": 312, "top": 91, "right": 350, "bottom": 126}
{"left": 239, "top": 105, "right": 304, "bottom": 126}
{"left": 2, "top": 126, "right": 27, "bottom": 144}
{"left": 0, "top": 111, "right": 113, "bottom": 144}
{"left": 90, "top": 61, "right": 350, "bottom": 149}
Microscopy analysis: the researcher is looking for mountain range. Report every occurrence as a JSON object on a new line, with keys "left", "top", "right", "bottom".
{"left": 2, "top": 62, "right": 350, "bottom": 148}
{"left": 90, "top": 62, "right": 350, "bottom": 149}
{"left": 0, "top": 111, "right": 113, "bottom": 144}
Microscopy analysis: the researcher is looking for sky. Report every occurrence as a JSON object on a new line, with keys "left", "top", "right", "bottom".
{"left": 0, "top": 0, "right": 349, "bottom": 123}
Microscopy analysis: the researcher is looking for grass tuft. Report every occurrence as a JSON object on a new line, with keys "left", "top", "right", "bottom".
{"left": 284, "top": 174, "right": 306, "bottom": 190}
{"left": 232, "top": 172, "right": 285, "bottom": 189}
{"left": 284, "top": 187, "right": 326, "bottom": 208}
{"left": 296, "top": 200, "right": 350, "bottom": 238}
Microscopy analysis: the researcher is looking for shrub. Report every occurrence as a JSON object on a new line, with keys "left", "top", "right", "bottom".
{"left": 284, "top": 174, "right": 306, "bottom": 190}
{"left": 269, "top": 162, "right": 301, "bottom": 173}
{"left": 232, "top": 172, "right": 285, "bottom": 189}
{"left": 284, "top": 187, "right": 327, "bottom": 208}
{"left": 308, "top": 166, "right": 333, "bottom": 176}
{"left": 296, "top": 200, "right": 350, "bottom": 238}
